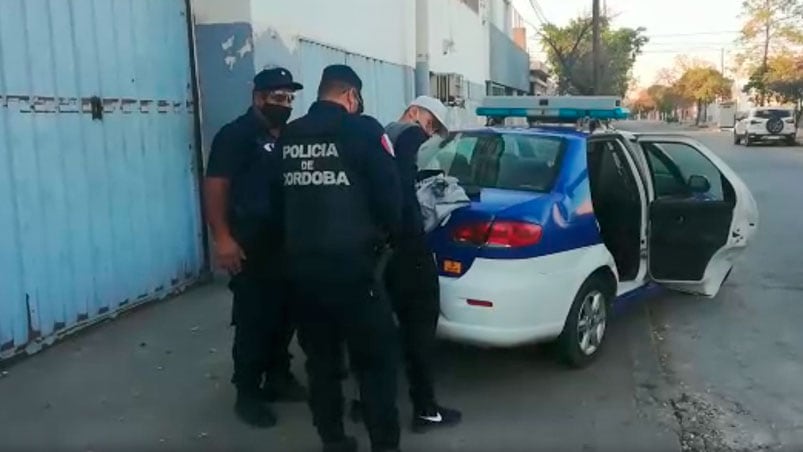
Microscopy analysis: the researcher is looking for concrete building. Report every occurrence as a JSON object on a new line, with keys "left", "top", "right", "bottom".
{"left": 192, "top": 0, "right": 531, "bottom": 143}
{"left": 529, "top": 60, "right": 551, "bottom": 95}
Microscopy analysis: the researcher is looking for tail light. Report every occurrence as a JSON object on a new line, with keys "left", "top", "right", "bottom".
{"left": 750, "top": 120, "right": 762, "bottom": 125}
{"left": 451, "top": 220, "right": 542, "bottom": 248}
{"left": 784, "top": 118, "right": 795, "bottom": 123}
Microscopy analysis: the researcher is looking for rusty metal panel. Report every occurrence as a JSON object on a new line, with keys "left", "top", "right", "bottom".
{"left": 0, "top": 0, "right": 205, "bottom": 359}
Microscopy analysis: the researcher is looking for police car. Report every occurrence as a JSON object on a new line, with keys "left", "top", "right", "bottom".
{"left": 418, "top": 96, "right": 759, "bottom": 367}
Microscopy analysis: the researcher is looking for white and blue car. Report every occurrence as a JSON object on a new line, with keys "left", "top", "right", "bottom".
{"left": 418, "top": 96, "right": 759, "bottom": 367}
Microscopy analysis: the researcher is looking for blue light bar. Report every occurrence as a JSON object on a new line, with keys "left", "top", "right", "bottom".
{"left": 476, "top": 106, "right": 631, "bottom": 121}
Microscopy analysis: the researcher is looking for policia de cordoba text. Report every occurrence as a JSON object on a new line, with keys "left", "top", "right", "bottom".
{"left": 283, "top": 142, "right": 351, "bottom": 187}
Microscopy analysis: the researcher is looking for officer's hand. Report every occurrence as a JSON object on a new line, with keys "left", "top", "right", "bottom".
{"left": 215, "top": 235, "right": 246, "bottom": 274}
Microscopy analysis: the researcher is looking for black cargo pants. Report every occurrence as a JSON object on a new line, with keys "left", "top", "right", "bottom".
{"left": 294, "top": 277, "right": 400, "bottom": 450}
{"left": 229, "top": 251, "right": 294, "bottom": 395}
{"left": 385, "top": 235, "right": 440, "bottom": 412}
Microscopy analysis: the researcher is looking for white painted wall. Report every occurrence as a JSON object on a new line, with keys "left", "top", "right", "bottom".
{"left": 428, "top": 0, "right": 489, "bottom": 87}
{"left": 192, "top": 0, "right": 251, "bottom": 24}
{"left": 249, "top": 0, "right": 415, "bottom": 69}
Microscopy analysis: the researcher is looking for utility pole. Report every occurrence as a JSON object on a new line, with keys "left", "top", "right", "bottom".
{"left": 592, "top": 0, "right": 601, "bottom": 94}
{"left": 415, "top": 0, "right": 430, "bottom": 96}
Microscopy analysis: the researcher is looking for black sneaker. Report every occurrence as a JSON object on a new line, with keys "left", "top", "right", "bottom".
{"left": 234, "top": 393, "right": 277, "bottom": 428}
{"left": 322, "top": 436, "right": 358, "bottom": 452}
{"left": 411, "top": 405, "right": 462, "bottom": 433}
{"left": 263, "top": 372, "right": 308, "bottom": 402}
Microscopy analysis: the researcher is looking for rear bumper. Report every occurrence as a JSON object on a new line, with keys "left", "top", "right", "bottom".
{"left": 747, "top": 133, "right": 795, "bottom": 139}
{"left": 746, "top": 125, "right": 796, "bottom": 138}
{"left": 435, "top": 245, "right": 612, "bottom": 347}
{"left": 437, "top": 317, "right": 561, "bottom": 347}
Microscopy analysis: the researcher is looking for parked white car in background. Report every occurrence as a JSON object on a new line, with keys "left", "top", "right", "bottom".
{"left": 734, "top": 107, "right": 798, "bottom": 146}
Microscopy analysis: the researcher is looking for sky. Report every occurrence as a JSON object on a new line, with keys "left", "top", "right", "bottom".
{"left": 511, "top": 0, "right": 744, "bottom": 89}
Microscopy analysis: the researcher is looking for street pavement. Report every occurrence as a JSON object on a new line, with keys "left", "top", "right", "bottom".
{"left": 0, "top": 121, "right": 801, "bottom": 452}
{"left": 622, "top": 122, "right": 803, "bottom": 452}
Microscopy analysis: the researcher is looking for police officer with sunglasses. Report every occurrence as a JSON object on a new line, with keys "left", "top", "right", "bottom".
{"left": 204, "top": 67, "right": 307, "bottom": 428}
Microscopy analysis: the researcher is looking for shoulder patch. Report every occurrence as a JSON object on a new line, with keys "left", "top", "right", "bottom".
{"left": 380, "top": 133, "right": 396, "bottom": 158}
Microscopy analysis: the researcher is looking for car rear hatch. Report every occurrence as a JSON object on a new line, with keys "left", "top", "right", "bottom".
{"left": 428, "top": 187, "right": 559, "bottom": 278}
{"left": 418, "top": 129, "right": 575, "bottom": 277}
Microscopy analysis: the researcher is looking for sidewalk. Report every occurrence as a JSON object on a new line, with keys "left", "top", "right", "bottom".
{"left": 0, "top": 280, "right": 680, "bottom": 452}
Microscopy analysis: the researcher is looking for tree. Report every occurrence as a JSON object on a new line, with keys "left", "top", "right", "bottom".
{"left": 540, "top": 17, "right": 648, "bottom": 97}
{"left": 765, "top": 54, "right": 803, "bottom": 124}
{"left": 674, "top": 67, "right": 734, "bottom": 125}
{"left": 646, "top": 84, "right": 689, "bottom": 119}
{"left": 743, "top": 52, "right": 803, "bottom": 114}
{"left": 737, "top": 0, "right": 803, "bottom": 105}
{"left": 628, "top": 89, "right": 656, "bottom": 117}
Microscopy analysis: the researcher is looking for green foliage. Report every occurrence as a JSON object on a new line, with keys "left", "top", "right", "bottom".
{"left": 737, "top": 0, "right": 803, "bottom": 105}
{"left": 540, "top": 17, "right": 648, "bottom": 97}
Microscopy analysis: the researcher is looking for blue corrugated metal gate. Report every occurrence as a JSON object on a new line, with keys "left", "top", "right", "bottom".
{"left": 0, "top": 0, "right": 205, "bottom": 358}
{"left": 296, "top": 39, "right": 414, "bottom": 126}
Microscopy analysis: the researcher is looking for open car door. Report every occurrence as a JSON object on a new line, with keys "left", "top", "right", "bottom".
{"left": 636, "top": 135, "right": 758, "bottom": 297}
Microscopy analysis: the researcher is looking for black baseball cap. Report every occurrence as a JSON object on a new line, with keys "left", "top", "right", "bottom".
{"left": 253, "top": 67, "right": 303, "bottom": 92}
{"left": 320, "top": 64, "right": 363, "bottom": 91}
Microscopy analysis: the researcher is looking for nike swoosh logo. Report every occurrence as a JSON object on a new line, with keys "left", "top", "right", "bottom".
{"left": 419, "top": 412, "right": 442, "bottom": 422}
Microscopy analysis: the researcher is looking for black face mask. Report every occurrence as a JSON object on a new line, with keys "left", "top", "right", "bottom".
{"left": 260, "top": 104, "right": 292, "bottom": 127}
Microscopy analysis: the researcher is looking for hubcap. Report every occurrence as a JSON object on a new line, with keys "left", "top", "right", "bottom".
{"left": 577, "top": 290, "right": 607, "bottom": 356}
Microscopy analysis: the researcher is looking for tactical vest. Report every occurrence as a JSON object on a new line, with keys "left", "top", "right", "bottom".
{"left": 281, "top": 118, "right": 382, "bottom": 283}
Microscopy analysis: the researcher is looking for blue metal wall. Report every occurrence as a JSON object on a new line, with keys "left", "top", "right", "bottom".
{"left": 193, "top": 28, "right": 415, "bottom": 156}
{"left": 0, "top": 0, "right": 204, "bottom": 358}
{"left": 293, "top": 39, "right": 415, "bottom": 127}
{"left": 488, "top": 24, "right": 530, "bottom": 93}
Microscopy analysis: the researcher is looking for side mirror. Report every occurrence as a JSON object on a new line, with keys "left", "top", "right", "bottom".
{"left": 687, "top": 174, "right": 711, "bottom": 194}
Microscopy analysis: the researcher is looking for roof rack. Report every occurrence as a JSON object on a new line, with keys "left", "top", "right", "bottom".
{"left": 476, "top": 95, "right": 630, "bottom": 130}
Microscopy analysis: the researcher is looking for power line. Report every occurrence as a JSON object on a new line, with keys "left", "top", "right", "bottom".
{"left": 645, "top": 41, "right": 739, "bottom": 46}
{"left": 639, "top": 47, "right": 736, "bottom": 54}
{"left": 644, "top": 30, "right": 741, "bottom": 38}
{"left": 528, "top": 0, "right": 549, "bottom": 24}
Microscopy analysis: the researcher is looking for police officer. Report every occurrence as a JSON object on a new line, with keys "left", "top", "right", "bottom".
{"left": 382, "top": 96, "right": 462, "bottom": 431}
{"left": 204, "top": 67, "right": 306, "bottom": 428}
{"left": 278, "top": 64, "right": 402, "bottom": 452}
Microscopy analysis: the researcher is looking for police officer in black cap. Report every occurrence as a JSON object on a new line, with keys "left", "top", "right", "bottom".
{"left": 204, "top": 67, "right": 307, "bottom": 428}
{"left": 277, "top": 64, "right": 402, "bottom": 452}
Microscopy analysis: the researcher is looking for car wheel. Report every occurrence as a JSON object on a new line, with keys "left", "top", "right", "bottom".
{"left": 557, "top": 276, "right": 611, "bottom": 368}
{"left": 745, "top": 136, "right": 753, "bottom": 147}
{"left": 786, "top": 136, "right": 797, "bottom": 146}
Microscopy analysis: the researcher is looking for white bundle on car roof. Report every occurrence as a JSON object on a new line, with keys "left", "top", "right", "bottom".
{"left": 416, "top": 174, "right": 471, "bottom": 233}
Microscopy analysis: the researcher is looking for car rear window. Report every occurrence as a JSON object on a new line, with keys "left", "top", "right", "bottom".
{"left": 417, "top": 131, "right": 565, "bottom": 192}
{"left": 754, "top": 109, "right": 792, "bottom": 119}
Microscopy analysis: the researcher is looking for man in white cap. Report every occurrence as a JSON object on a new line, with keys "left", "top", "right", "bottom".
{"left": 381, "top": 96, "right": 462, "bottom": 432}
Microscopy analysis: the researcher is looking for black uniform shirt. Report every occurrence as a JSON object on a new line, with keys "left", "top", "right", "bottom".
{"left": 206, "top": 108, "right": 282, "bottom": 250}
{"left": 393, "top": 126, "right": 429, "bottom": 240}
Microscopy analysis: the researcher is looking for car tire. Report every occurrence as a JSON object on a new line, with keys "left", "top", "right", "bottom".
{"left": 786, "top": 136, "right": 797, "bottom": 146}
{"left": 556, "top": 275, "right": 612, "bottom": 369}
{"left": 733, "top": 133, "right": 740, "bottom": 145}
{"left": 745, "top": 136, "right": 753, "bottom": 147}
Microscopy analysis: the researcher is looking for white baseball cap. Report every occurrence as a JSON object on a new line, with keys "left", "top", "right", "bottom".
{"left": 409, "top": 96, "right": 448, "bottom": 133}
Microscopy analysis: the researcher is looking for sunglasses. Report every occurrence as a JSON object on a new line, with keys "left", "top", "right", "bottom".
{"left": 260, "top": 91, "right": 295, "bottom": 104}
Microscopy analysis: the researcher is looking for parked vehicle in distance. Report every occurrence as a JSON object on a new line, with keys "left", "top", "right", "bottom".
{"left": 734, "top": 107, "right": 797, "bottom": 146}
